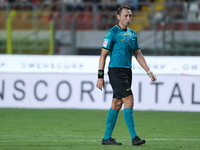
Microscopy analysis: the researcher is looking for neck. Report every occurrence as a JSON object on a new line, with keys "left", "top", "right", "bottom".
{"left": 118, "top": 23, "right": 127, "bottom": 30}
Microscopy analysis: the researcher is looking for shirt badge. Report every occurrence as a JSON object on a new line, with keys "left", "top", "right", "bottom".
{"left": 103, "top": 39, "right": 108, "bottom": 47}
{"left": 126, "top": 37, "right": 130, "bottom": 42}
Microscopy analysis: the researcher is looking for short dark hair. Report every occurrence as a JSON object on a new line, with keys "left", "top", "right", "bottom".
{"left": 117, "top": 5, "right": 131, "bottom": 15}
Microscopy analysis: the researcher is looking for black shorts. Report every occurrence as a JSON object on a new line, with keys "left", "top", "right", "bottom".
{"left": 108, "top": 68, "right": 132, "bottom": 100}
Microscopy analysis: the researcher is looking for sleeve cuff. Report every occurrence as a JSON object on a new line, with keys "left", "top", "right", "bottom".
{"left": 102, "top": 48, "right": 110, "bottom": 51}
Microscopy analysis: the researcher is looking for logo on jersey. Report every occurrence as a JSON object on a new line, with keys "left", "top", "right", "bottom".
{"left": 126, "top": 37, "right": 130, "bottom": 42}
{"left": 103, "top": 39, "right": 108, "bottom": 47}
{"left": 126, "top": 88, "right": 131, "bottom": 91}
{"left": 106, "top": 32, "right": 110, "bottom": 37}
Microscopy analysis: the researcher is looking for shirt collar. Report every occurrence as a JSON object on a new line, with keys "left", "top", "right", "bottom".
{"left": 116, "top": 24, "right": 127, "bottom": 31}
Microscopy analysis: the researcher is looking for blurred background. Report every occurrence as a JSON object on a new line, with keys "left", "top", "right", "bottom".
{"left": 0, "top": 0, "right": 200, "bottom": 56}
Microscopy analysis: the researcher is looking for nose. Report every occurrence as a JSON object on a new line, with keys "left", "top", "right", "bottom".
{"left": 127, "top": 16, "right": 131, "bottom": 21}
{"left": 127, "top": 16, "right": 132, "bottom": 20}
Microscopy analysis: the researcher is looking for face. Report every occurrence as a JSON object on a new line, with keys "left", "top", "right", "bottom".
{"left": 117, "top": 8, "right": 132, "bottom": 28}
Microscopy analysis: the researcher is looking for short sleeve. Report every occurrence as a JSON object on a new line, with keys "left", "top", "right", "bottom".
{"left": 102, "top": 31, "right": 114, "bottom": 50}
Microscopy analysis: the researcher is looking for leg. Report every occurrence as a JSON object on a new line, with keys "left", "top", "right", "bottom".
{"left": 102, "top": 98, "right": 123, "bottom": 145}
{"left": 122, "top": 94, "right": 134, "bottom": 108}
{"left": 111, "top": 98, "right": 123, "bottom": 111}
{"left": 122, "top": 95, "right": 146, "bottom": 146}
{"left": 122, "top": 95, "right": 137, "bottom": 140}
{"left": 103, "top": 98, "right": 123, "bottom": 140}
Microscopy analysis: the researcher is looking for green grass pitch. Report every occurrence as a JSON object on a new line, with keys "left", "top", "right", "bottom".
{"left": 0, "top": 108, "right": 200, "bottom": 150}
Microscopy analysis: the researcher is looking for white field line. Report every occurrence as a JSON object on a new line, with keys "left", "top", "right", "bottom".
{"left": 0, "top": 139, "right": 200, "bottom": 143}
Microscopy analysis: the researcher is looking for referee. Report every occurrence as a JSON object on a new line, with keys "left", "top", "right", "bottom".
{"left": 96, "top": 5, "right": 157, "bottom": 146}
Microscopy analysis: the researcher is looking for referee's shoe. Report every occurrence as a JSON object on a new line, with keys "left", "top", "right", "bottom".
{"left": 132, "top": 136, "right": 146, "bottom": 146}
{"left": 102, "top": 138, "right": 122, "bottom": 145}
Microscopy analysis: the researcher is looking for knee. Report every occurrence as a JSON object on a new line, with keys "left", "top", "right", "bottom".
{"left": 123, "top": 95, "right": 134, "bottom": 108}
{"left": 127, "top": 100, "right": 134, "bottom": 108}
{"left": 111, "top": 100, "right": 123, "bottom": 111}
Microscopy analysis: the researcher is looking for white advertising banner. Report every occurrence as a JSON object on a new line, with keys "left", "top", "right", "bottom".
{"left": 0, "top": 55, "right": 200, "bottom": 75}
{"left": 0, "top": 73, "right": 200, "bottom": 112}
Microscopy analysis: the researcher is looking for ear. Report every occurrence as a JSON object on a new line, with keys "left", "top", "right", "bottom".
{"left": 117, "top": 14, "right": 120, "bottom": 20}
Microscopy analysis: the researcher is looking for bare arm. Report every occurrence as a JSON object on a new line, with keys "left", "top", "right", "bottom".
{"left": 96, "top": 49, "right": 109, "bottom": 90}
{"left": 98, "top": 49, "right": 109, "bottom": 70}
{"left": 134, "top": 50, "right": 157, "bottom": 82}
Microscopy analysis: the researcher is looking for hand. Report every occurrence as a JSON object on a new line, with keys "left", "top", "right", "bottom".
{"left": 96, "top": 78, "right": 105, "bottom": 91}
{"left": 148, "top": 72, "right": 157, "bottom": 82}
